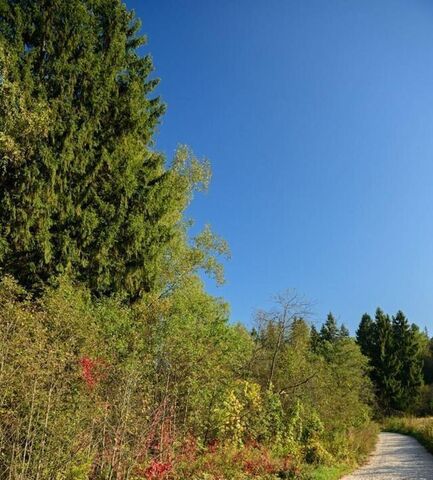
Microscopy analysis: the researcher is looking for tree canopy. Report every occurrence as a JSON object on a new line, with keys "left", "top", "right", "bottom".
{"left": 356, "top": 308, "right": 424, "bottom": 414}
{"left": 0, "top": 0, "right": 222, "bottom": 300}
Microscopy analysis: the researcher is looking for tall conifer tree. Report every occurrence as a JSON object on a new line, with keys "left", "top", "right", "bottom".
{"left": 339, "top": 324, "right": 350, "bottom": 338}
{"left": 0, "top": 0, "right": 211, "bottom": 299}
{"left": 356, "top": 308, "right": 424, "bottom": 413}
{"left": 373, "top": 308, "right": 401, "bottom": 412}
{"left": 391, "top": 311, "right": 423, "bottom": 410}
{"left": 320, "top": 312, "right": 339, "bottom": 343}
{"left": 356, "top": 313, "right": 375, "bottom": 359}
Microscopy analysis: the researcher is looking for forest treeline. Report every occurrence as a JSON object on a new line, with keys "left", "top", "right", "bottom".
{"left": 357, "top": 309, "right": 433, "bottom": 416}
{"left": 0, "top": 1, "right": 430, "bottom": 479}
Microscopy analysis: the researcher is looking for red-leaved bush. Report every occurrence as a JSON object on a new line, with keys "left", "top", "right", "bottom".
{"left": 79, "top": 356, "right": 106, "bottom": 389}
{"left": 80, "top": 356, "right": 96, "bottom": 388}
{"left": 141, "top": 460, "right": 172, "bottom": 480}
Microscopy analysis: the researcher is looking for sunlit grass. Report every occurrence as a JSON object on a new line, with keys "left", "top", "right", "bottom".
{"left": 305, "top": 463, "right": 352, "bottom": 480}
{"left": 383, "top": 417, "right": 433, "bottom": 454}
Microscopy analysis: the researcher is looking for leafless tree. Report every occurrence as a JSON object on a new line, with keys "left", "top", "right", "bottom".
{"left": 253, "top": 290, "right": 312, "bottom": 389}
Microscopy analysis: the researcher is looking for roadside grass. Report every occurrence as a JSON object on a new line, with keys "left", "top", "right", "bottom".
{"left": 304, "top": 418, "right": 433, "bottom": 480}
{"left": 305, "top": 422, "right": 380, "bottom": 480}
{"left": 383, "top": 416, "right": 433, "bottom": 454}
{"left": 305, "top": 463, "right": 352, "bottom": 479}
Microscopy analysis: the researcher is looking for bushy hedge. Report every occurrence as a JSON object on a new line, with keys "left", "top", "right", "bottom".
{"left": 0, "top": 276, "right": 377, "bottom": 479}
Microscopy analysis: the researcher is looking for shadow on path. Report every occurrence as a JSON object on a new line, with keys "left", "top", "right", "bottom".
{"left": 342, "top": 432, "right": 433, "bottom": 479}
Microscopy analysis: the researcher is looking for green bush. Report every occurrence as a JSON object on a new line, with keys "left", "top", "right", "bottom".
{"left": 0, "top": 276, "right": 378, "bottom": 479}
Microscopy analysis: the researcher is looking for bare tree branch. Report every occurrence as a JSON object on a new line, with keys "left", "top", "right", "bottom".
{"left": 279, "top": 372, "right": 318, "bottom": 394}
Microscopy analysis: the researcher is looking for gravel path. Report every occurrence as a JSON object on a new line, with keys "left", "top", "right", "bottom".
{"left": 342, "top": 432, "right": 433, "bottom": 480}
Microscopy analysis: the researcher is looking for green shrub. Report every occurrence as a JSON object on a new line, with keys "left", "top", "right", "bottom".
{"left": 0, "top": 276, "right": 378, "bottom": 479}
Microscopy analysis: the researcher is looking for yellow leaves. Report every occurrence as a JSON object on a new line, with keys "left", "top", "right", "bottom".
{"left": 213, "top": 389, "right": 245, "bottom": 446}
{"left": 172, "top": 145, "right": 211, "bottom": 194}
{"left": 212, "top": 380, "right": 264, "bottom": 447}
{"left": 242, "top": 380, "right": 263, "bottom": 412}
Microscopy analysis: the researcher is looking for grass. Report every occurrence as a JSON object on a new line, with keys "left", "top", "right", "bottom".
{"left": 305, "top": 421, "right": 380, "bottom": 480}
{"left": 382, "top": 416, "right": 433, "bottom": 454}
{"left": 305, "top": 464, "right": 352, "bottom": 480}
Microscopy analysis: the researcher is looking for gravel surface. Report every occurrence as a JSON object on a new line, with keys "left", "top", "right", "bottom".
{"left": 342, "top": 432, "right": 433, "bottom": 480}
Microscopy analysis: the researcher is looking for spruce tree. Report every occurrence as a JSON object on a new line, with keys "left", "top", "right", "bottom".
{"left": 310, "top": 324, "right": 320, "bottom": 352}
{"left": 356, "top": 313, "right": 375, "bottom": 359}
{"left": 423, "top": 336, "right": 433, "bottom": 385}
{"left": 391, "top": 311, "right": 423, "bottom": 410}
{"left": 320, "top": 312, "right": 339, "bottom": 343}
{"left": 371, "top": 308, "right": 401, "bottom": 413}
{"left": 339, "top": 324, "right": 350, "bottom": 338}
{"left": 356, "top": 308, "right": 425, "bottom": 413}
{"left": 0, "top": 0, "right": 205, "bottom": 299}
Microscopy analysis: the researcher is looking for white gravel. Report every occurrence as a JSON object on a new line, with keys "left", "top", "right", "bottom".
{"left": 342, "top": 432, "right": 433, "bottom": 480}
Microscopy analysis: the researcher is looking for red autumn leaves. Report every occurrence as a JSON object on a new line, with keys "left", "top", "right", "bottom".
{"left": 79, "top": 356, "right": 106, "bottom": 390}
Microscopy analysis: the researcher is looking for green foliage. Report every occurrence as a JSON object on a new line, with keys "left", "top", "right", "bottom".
{"left": 319, "top": 313, "right": 339, "bottom": 344}
{"left": 356, "top": 313, "right": 375, "bottom": 359}
{"left": 212, "top": 380, "right": 263, "bottom": 446}
{"left": 0, "top": 1, "right": 227, "bottom": 301}
{"left": 356, "top": 308, "right": 424, "bottom": 414}
{"left": 303, "top": 464, "right": 352, "bottom": 480}
{"left": 0, "top": 277, "right": 378, "bottom": 479}
{"left": 422, "top": 335, "right": 433, "bottom": 384}
{"left": 339, "top": 324, "right": 350, "bottom": 338}
{"left": 0, "top": 277, "right": 100, "bottom": 479}
{"left": 392, "top": 311, "right": 424, "bottom": 410}
{"left": 248, "top": 294, "right": 375, "bottom": 471}
{"left": 0, "top": 275, "right": 249, "bottom": 479}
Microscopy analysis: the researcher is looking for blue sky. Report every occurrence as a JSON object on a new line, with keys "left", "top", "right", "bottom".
{"left": 128, "top": 0, "right": 433, "bottom": 333}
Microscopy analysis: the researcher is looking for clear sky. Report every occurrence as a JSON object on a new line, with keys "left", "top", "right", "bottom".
{"left": 127, "top": 0, "right": 433, "bottom": 333}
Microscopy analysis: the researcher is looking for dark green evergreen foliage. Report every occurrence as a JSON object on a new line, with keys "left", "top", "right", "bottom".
{"left": 319, "top": 312, "right": 339, "bottom": 343}
{"left": 423, "top": 336, "right": 433, "bottom": 384}
{"left": 316, "top": 312, "right": 349, "bottom": 346}
{"left": 0, "top": 0, "right": 195, "bottom": 299}
{"left": 310, "top": 324, "right": 320, "bottom": 352}
{"left": 371, "top": 308, "right": 401, "bottom": 413}
{"left": 339, "top": 323, "right": 350, "bottom": 338}
{"left": 356, "top": 313, "right": 375, "bottom": 359}
{"left": 313, "top": 313, "right": 351, "bottom": 362}
{"left": 356, "top": 307, "right": 424, "bottom": 414}
{"left": 391, "top": 311, "right": 423, "bottom": 410}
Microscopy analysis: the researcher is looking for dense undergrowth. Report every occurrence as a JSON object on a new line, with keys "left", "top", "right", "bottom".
{"left": 0, "top": 276, "right": 378, "bottom": 479}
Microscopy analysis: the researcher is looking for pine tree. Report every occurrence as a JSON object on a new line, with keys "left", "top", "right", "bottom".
{"left": 372, "top": 308, "right": 402, "bottom": 413}
{"left": 339, "top": 324, "right": 350, "bottom": 338}
{"left": 310, "top": 324, "right": 320, "bottom": 352}
{"left": 391, "top": 311, "right": 423, "bottom": 410}
{"left": 355, "top": 308, "right": 425, "bottom": 413}
{"left": 357, "top": 308, "right": 400, "bottom": 413}
{"left": 320, "top": 312, "right": 339, "bottom": 343}
{"left": 0, "top": 0, "right": 219, "bottom": 300}
{"left": 356, "top": 313, "right": 375, "bottom": 359}
{"left": 423, "top": 336, "right": 433, "bottom": 385}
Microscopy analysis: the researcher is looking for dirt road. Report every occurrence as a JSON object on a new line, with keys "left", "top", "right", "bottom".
{"left": 342, "top": 432, "right": 433, "bottom": 479}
